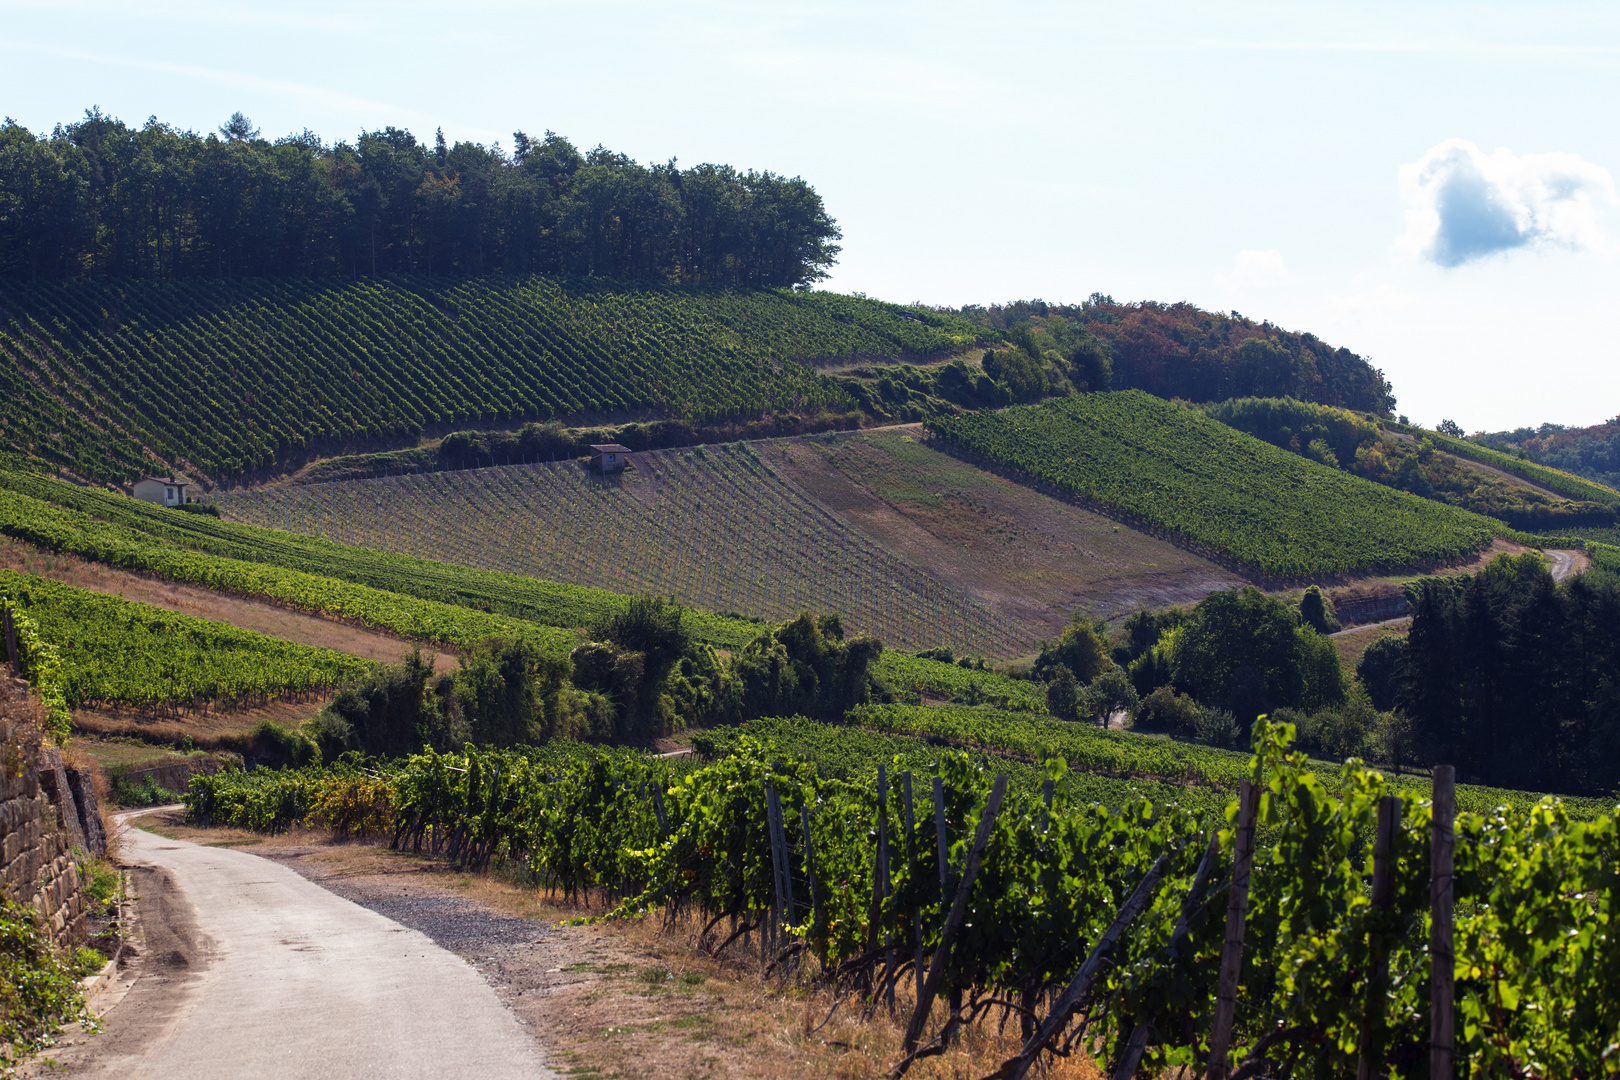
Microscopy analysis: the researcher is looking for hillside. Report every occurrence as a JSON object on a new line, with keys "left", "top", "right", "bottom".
{"left": 0, "top": 468, "right": 1045, "bottom": 707}
{"left": 1203, "top": 397, "right": 1620, "bottom": 533}
{"left": 0, "top": 468, "right": 754, "bottom": 650}
{"left": 0, "top": 275, "right": 990, "bottom": 486}
{"left": 0, "top": 567, "right": 371, "bottom": 714}
{"left": 769, "top": 427, "right": 1245, "bottom": 642}
{"left": 1473, "top": 418, "right": 1620, "bottom": 497}
{"left": 207, "top": 442, "right": 1017, "bottom": 655}
{"left": 928, "top": 391, "right": 1503, "bottom": 578}
{"left": 1385, "top": 419, "right": 1620, "bottom": 506}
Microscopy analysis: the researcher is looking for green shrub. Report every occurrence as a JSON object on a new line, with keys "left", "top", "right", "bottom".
{"left": 1357, "top": 636, "right": 1406, "bottom": 712}
{"left": 1045, "top": 667, "right": 1081, "bottom": 721}
{"left": 1033, "top": 619, "right": 1112, "bottom": 685}
{"left": 1299, "top": 584, "right": 1340, "bottom": 634}
{"left": 70, "top": 947, "right": 106, "bottom": 979}
{"left": 0, "top": 898, "right": 91, "bottom": 1072}
{"left": 80, "top": 860, "right": 120, "bottom": 912}
{"left": 108, "top": 768, "right": 182, "bottom": 808}
{"left": 1193, "top": 706, "right": 1241, "bottom": 748}
{"left": 1083, "top": 667, "right": 1140, "bottom": 724}
{"left": 1133, "top": 685, "right": 1200, "bottom": 739}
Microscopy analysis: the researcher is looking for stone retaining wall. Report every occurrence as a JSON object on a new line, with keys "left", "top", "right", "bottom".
{"left": 1332, "top": 592, "right": 1410, "bottom": 626}
{"left": 0, "top": 677, "right": 87, "bottom": 944}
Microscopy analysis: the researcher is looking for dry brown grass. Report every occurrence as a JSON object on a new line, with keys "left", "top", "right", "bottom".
{"left": 138, "top": 813, "right": 1106, "bottom": 1080}
{"left": 1331, "top": 622, "right": 1409, "bottom": 680}
{"left": 72, "top": 695, "right": 327, "bottom": 756}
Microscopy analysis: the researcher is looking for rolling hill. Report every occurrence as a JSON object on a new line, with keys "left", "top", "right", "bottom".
{"left": 927, "top": 391, "right": 1505, "bottom": 578}
{"left": 206, "top": 441, "right": 1017, "bottom": 655}
{"left": 1475, "top": 416, "right": 1620, "bottom": 493}
{"left": 0, "top": 275, "right": 990, "bottom": 486}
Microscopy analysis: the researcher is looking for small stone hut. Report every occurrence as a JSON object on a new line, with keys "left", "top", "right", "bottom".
{"left": 133, "top": 475, "right": 190, "bottom": 507}
{"left": 588, "top": 444, "right": 632, "bottom": 474}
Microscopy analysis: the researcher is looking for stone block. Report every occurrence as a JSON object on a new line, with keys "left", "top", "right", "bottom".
{"left": 66, "top": 767, "right": 106, "bottom": 857}
{"left": 37, "top": 766, "right": 87, "bottom": 851}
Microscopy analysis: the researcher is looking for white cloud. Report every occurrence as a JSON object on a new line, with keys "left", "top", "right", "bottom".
{"left": 1397, "top": 138, "right": 1617, "bottom": 267}
{"left": 1215, "top": 249, "right": 1291, "bottom": 290}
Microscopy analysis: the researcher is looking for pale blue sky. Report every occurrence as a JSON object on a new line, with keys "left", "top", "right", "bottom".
{"left": 4, "top": 1, "right": 1617, "bottom": 430}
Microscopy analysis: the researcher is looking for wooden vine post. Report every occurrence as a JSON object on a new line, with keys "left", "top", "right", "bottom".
{"left": 901, "top": 771, "right": 923, "bottom": 1004}
{"left": 874, "top": 765, "right": 893, "bottom": 1010}
{"left": 1111, "top": 835, "right": 1221, "bottom": 1080}
{"left": 932, "top": 775, "right": 962, "bottom": 1038}
{"left": 1357, "top": 794, "right": 1401, "bottom": 1080}
{"left": 1431, "top": 766, "right": 1456, "bottom": 1080}
{"left": 801, "top": 802, "right": 820, "bottom": 932}
{"left": 899, "top": 773, "right": 1008, "bottom": 1064}
{"left": 766, "top": 784, "right": 796, "bottom": 934}
{"left": 1207, "top": 778, "right": 1261, "bottom": 1080}
{"left": 652, "top": 785, "right": 669, "bottom": 837}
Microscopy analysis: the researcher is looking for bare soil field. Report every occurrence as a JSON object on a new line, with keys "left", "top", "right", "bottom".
{"left": 0, "top": 536, "right": 458, "bottom": 673}
{"left": 767, "top": 427, "right": 1249, "bottom": 645}
{"left": 125, "top": 812, "right": 1102, "bottom": 1080}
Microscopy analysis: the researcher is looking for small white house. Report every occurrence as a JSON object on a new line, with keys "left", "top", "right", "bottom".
{"left": 588, "top": 444, "right": 632, "bottom": 474}
{"left": 133, "top": 476, "right": 190, "bottom": 507}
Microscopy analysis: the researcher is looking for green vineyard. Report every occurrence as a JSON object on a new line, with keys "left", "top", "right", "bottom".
{"left": 834, "top": 705, "right": 1605, "bottom": 819}
{"left": 929, "top": 392, "right": 1503, "bottom": 577}
{"left": 187, "top": 723, "right": 1620, "bottom": 1076}
{"left": 0, "top": 470, "right": 1023, "bottom": 700}
{"left": 0, "top": 276, "right": 991, "bottom": 484}
{"left": 206, "top": 443, "right": 1022, "bottom": 656}
{"left": 0, "top": 569, "right": 372, "bottom": 714}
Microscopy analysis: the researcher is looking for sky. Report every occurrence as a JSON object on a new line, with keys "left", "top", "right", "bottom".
{"left": 3, "top": 0, "right": 1618, "bottom": 432}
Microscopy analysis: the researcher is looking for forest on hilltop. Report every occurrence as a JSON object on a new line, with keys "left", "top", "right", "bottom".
{"left": 946, "top": 295, "right": 1396, "bottom": 415}
{"left": 0, "top": 110, "right": 840, "bottom": 287}
{"left": 1476, "top": 417, "right": 1620, "bottom": 492}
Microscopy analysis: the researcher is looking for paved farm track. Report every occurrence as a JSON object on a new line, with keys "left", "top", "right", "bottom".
{"left": 44, "top": 812, "right": 555, "bottom": 1079}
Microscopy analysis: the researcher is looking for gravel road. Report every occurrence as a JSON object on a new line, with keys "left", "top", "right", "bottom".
{"left": 1546, "top": 548, "right": 1581, "bottom": 582}
{"left": 49, "top": 812, "right": 556, "bottom": 1079}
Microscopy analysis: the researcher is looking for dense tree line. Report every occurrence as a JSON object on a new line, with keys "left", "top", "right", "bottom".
{"left": 292, "top": 600, "right": 890, "bottom": 760}
{"left": 0, "top": 110, "right": 840, "bottom": 286}
{"left": 1357, "top": 552, "right": 1620, "bottom": 796}
{"left": 1031, "top": 587, "right": 1349, "bottom": 753}
{"left": 942, "top": 295, "right": 1396, "bottom": 413}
